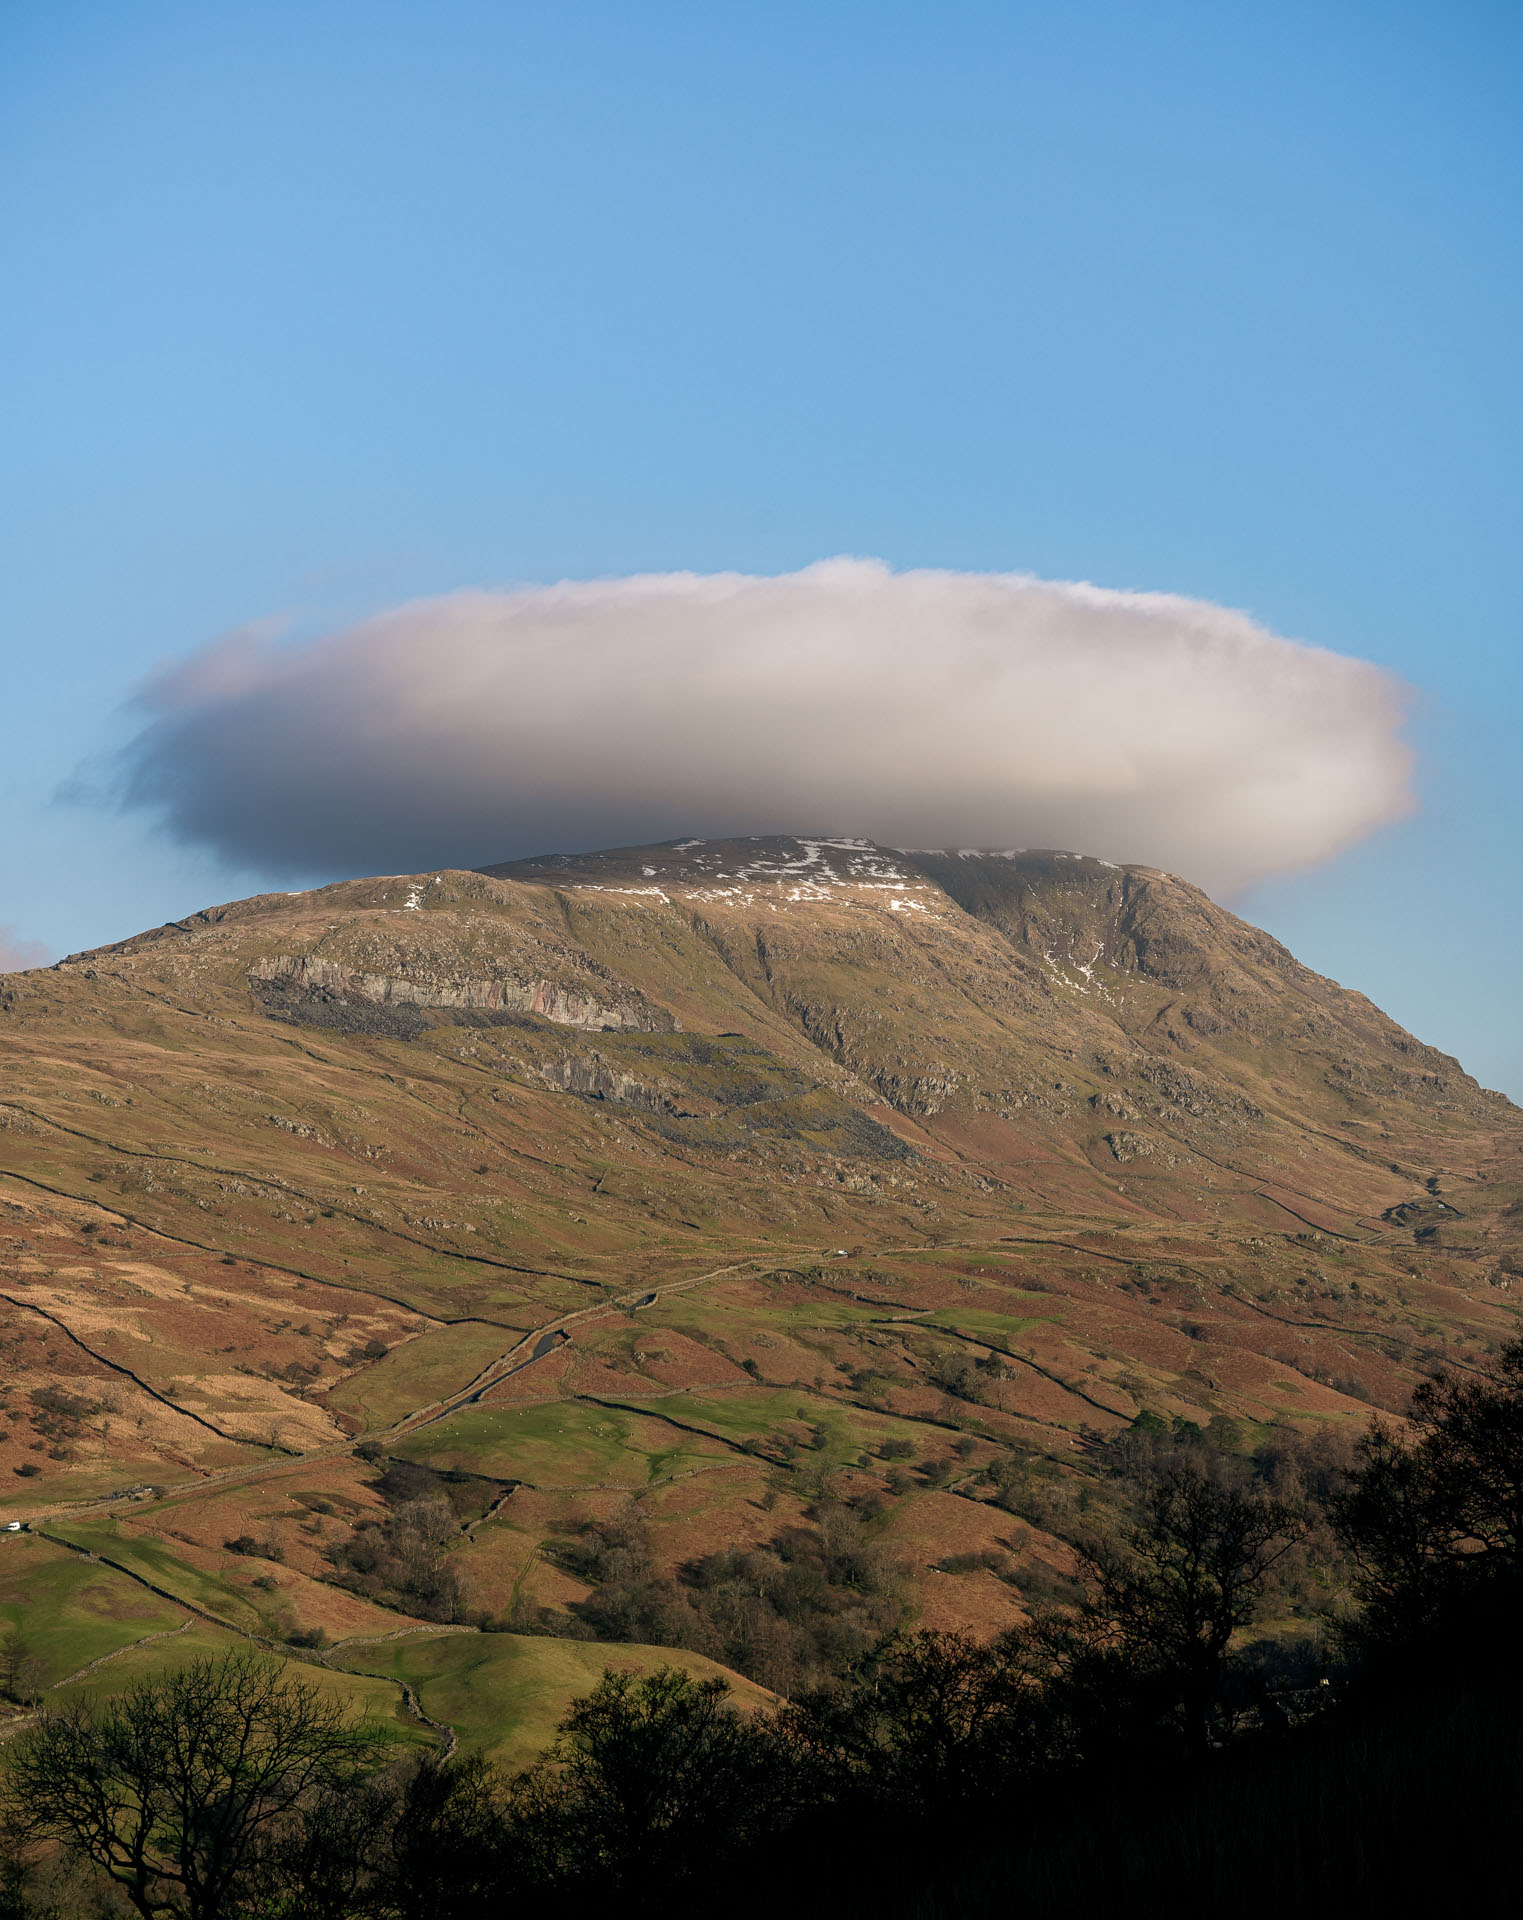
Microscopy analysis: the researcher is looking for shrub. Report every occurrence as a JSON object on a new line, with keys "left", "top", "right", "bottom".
{"left": 939, "top": 1549, "right": 1010, "bottom": 1576}
{"left": 555, "top": 1507, "right": 908, "bottom": 1695}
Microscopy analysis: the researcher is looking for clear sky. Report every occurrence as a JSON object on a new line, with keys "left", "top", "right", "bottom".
{"left": 2, "top": 1, "right": 1520, "bottom": 1095}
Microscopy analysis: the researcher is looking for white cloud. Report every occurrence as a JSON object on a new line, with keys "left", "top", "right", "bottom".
{"left": 118, "top": 558, "right": 1414, "bottom": 894}
{"left": 0, "top": 926, "right": 51, "bottom": 973}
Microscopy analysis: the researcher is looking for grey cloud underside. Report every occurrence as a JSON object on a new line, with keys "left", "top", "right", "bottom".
{"left": 117, "top": 558, "right": 1414, "bottom": 894}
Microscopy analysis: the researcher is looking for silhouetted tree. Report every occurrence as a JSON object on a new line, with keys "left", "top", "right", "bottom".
{"left": 4, "top": 1652, "right": 386, "bottom": 1920}
{"left": 249, "top": 1769, "right": 397, "bottom": 1920}
{"left": 377, "top": 1752, "right": 517, "bottom": 1919}
{"left": 1333, "top": 1338, "right": 1523, "bottom": 1660}
{"left": 516, "top": 1667, "right": 782, "bottom": 1907}
{"left": 1066, "top": 1463, "right": 1304, "bottom": 1755}
{"left": 0, "top": 1634, "right": 46, "bottom": 1709}
{"left": 777, "top": 1628, "right": 1063, "bottom": 1816}
{"left": 0, "top": 1827, "right": 67, "bottom": 1920}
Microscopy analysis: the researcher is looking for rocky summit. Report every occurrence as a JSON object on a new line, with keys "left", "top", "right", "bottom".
{"left": 0, "top": 836, "right": 1519, "bottom": 1730}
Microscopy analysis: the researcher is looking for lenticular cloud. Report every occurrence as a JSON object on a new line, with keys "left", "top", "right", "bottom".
{"left": 119, "top": 558, "right": 1413, "bottom": 893}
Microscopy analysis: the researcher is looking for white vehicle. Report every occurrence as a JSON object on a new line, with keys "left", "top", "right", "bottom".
{"left": 4, "top": 1522, "right": 23, "bottom": 1532}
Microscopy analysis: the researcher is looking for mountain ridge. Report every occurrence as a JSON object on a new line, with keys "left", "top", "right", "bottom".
{"left": 0, "top": 834, "right": 1518, "bottom": 1685}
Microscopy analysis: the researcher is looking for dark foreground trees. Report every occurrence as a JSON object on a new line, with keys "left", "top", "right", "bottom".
{"left": 1332, "top": 1335, "right": 1523, "bottom": 1660}
{"left": 0, "top": 1468, "right": 1322, "bottom": 1918}
{"left": 1057, "top": 1466, "right": 1305, "bottom": 1755}
{"left": 7, "top": 1340, "right": 1523, "bottom": 1918}
{"left": 514, "top": 1665, "right": 792, "bottom": 1910}
{"left": 4, "top": 1654, "right": 386, "bottom": 1920}
{"left": 778, "top": 1626, "right": 1061, "bottom": 1819}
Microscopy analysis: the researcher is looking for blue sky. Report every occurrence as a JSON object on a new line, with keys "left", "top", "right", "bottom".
{"left": 2, "top": 0, "right": 1520, "bottom": 1095}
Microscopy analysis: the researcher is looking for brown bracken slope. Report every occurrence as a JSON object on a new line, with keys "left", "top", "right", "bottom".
{"left": 1, "top": 835, "right": 1518, "bottom": 1651}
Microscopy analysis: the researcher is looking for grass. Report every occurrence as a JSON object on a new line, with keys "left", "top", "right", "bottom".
{"left": 327, "top": 1629, "right": 774, "bottom": 1770}
{"left": 0, "top": 1461, "right": 231, "bottom": 1519}
{"left": 627, "top": 1385, "right": 935, "bottom": 1469}
{"left": 49, "top": 1620, "right": 429, "bottom": 1747}
{"left": 0, "top": 1534, "right": 184, "bottom": 1686}
{"left": 918, "top": 1307, "right": 1055, "bottom": 1339}
{"left": 0, "top": 1545, "right": 427, "bottom": 1756}
{"left": 327, "top": 1322, "right": 518, "bottom": 1430}
{"left": 39, "top": 1520, "right": 265, "bottom": 1633}
{"left": 393, "top": 1397, "right": 736, "bottom": 1487}
{"left": 2, "top": 852, "right": 1516, "bottom": 1688}
{"left": 760, "top": 1298, "right": 935, "bottom": 1334}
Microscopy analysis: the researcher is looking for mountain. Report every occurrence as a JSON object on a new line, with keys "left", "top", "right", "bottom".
{"left": 1, "top": 835, "right": 1519, "bottom": 1689}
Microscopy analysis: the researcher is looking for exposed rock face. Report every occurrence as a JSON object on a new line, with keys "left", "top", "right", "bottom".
{"left": 532, "top": 1046, "right": 703, "bottom": 1114}
{"left": 248, "top": 954, "right": 672, "bottom": 1034}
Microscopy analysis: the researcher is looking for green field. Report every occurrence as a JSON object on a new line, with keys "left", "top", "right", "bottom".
{"left": 395, "top": 1396, "right": 737, "bottom": 1486}
{"left": 617, "top": 1385, "right": 938, "bottom": 1469}
{"left": 0, "top": 1549, "right": 771, "bottom": 1779}
{"left": 328, "top": 1629, "right": 773, "bottom": 1769}
{"left": 39, "top": 1521, "right": 265, "bottom": 1633}
{"left": 49, "top": 1620, "right": 429, "bottom": 1746}
{"left": 0, "top": 1535, "right": 186, "bottom": 1687}
{"left": 919, "top": 1306, "right": 1056, "bottom": 1339}
{"left": 327, "top": 1321, "right": 518, "bottom": 1430}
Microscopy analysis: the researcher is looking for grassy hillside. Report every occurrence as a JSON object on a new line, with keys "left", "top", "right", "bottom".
{"left": 0, "top": 836, "right": 1518, "bottom": 1747}
{"left": 327, "top": 1629, "right": 773, "bottom": 1770}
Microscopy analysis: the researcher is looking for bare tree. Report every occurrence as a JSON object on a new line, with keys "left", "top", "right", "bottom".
{"left": 1077, "top": 1464, "right": 1304, "bottom": 1754}
{"left": 0, "top": 1632, "right": 47, "bottom": 1709}
{"left": 517, "top": 1666, "right": 780, "bottom": 1904}
{"left": 1333, "top": 1337, "right": 1523, "bottom": 1651}
{"left": 777, "top": 1628, "right": 1059, "bottom": 1813}
{"left": 4, "top": 1650, "right": 386, "bottom": 1920}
